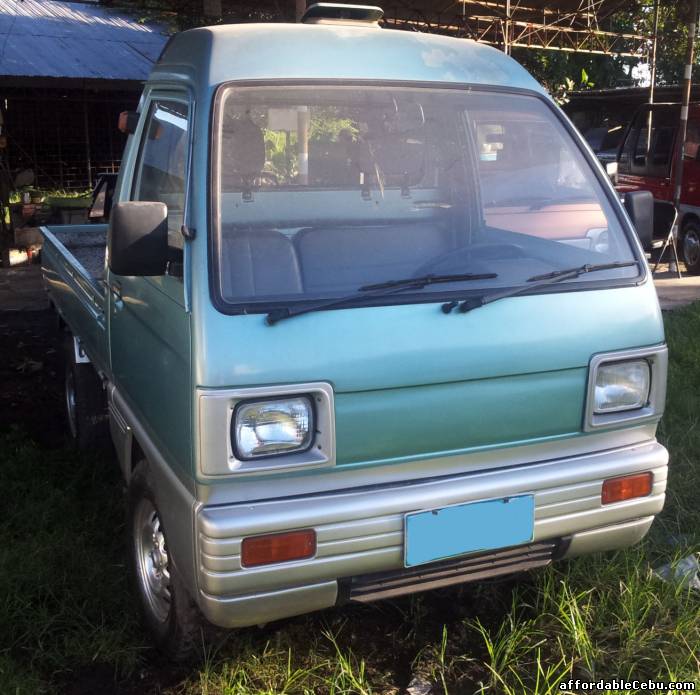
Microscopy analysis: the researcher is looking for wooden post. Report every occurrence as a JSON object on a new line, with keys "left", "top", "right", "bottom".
{"left": 297, "top": 106, "right": 309, "bottom": 185}
{"left": 669, "top": 0, "right": 698, "bottom": 276}
{"left": 673, "top": 0, "right": 698, "bottom": 211}
{"left": 504, "top": 0, "right": 511, "bottom": 54}
{"left": 649, "top": 0, "right": 659, "bottom": 104}
{"left": 296, "top": 1, "right": 308, "bottom": 184}
{"left": 57, "top": 115, "right": 64, "bottom": 189}
{"left": 645, "top": 0, "right": 660, "bottom": 154}
{"left": 83, "top": 95, "right": 92, "bottom": 190}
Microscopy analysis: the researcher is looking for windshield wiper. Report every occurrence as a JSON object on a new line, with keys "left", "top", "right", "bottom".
{"left": 526, "top": 261, "right": 638, "bottom": 282}
{"left": 441, "top": 261, "right": 639, "bottom": 315}
{"left": 359, "top": 272, "right": 497, "bottom": 291}
{"left": 266, "top": 272, "right": 497, "bottom": 325}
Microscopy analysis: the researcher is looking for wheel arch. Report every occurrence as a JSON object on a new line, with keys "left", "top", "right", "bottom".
{"left": 681, "top": 211, "right": 700, "bottom": 230}
{"left": 52, "top": 302, "right": 67, "bottom": 333}
{"left": 131, "top": 437, "right": 147, "bottom": 476}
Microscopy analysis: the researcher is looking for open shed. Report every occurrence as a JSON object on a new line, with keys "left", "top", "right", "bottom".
{"left": 0, "top": 0, "right": 168, "bottom": 191}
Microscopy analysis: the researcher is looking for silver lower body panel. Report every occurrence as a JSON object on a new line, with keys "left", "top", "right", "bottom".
{"left": 196, "top": 440, "right": 667, "bottom": 628}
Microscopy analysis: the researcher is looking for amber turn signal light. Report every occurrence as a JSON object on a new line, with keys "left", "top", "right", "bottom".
{"left": 241, "top": 529, "right": 316, "bottom": 567}
{"left": 601, "top": 472, "right": 653, "bottom": 505}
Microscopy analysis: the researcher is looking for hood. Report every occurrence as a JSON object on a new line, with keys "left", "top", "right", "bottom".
{"left": 195, "top": 280, "right": 663, "bottom": 465}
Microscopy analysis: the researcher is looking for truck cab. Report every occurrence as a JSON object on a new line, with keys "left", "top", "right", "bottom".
{"left": 41, "top": 4, "right": 668, "bottom": 659}
{"left": 616, "top": 101, "right": 700, "bottom": 273}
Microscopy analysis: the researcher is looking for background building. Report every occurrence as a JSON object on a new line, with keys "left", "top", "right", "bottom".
{"left": 0, "top": 0, "right": 168, "bottom": 191}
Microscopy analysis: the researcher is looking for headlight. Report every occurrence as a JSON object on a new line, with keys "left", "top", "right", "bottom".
{"left": 594, "top": 359, "right": 650, "bottom": 413}
{"left": 584, "top": 347, "right": 666, "bottom": 431}
{"left": 234, "top": 397, "right": 314, "bottom": 459}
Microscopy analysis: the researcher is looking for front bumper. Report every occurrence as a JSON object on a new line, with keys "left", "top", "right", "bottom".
{"left": 195, "top": 439, "right": 667, "bottom": 628}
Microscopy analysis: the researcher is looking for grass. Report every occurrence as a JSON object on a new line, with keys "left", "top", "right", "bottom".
{"left": 1, "top": 305, "right": 700, "bottom": 694}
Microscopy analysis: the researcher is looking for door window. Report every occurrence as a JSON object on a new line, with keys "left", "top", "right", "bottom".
{"left": 88, "top": 177, "right": 109, "bottom": 220}
{"left": 685, "top": 121, "right": 700, "bottom": 161}
{"left": 619, "top": 106, "right": 677, "bottom": 178}
{"left": 132, "top": 99, "right": 190, "bottom": 250}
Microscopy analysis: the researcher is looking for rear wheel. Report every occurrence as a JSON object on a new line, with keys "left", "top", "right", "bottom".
{"left": 127, "top": 460, "right": 207, "bottom": 661}
{"left": 63, "top": 334, "right": 108, "bottom": 449}
{"left": 681, "top": 220, "right": 700, "bottom": 275}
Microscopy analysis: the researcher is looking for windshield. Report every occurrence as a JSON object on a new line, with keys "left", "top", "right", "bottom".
{"left": 213, "top": 85, "right": 638, "bottom": 309}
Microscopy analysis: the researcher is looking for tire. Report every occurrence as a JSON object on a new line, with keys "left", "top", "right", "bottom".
{"left": 681, "top": 220, "right": 700, "bottom": 275}
{"left": 127, "top": 459, "right": 206, "bottom": 661}
{"left": 63, "top": 334, "right": 109, "bottom": 450}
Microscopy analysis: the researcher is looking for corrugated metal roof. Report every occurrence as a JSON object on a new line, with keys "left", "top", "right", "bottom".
{"left": 0, "top": 0, "right": 169, "bottom": 81}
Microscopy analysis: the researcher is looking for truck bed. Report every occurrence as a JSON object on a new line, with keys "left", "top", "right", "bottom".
{"left": 45, "top": 225, "right": 107, "bottom": 280}
{"left": 40, "top": 224, "right": 109, "bottom": 374}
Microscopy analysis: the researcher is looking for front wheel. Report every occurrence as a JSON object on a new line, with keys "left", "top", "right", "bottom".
{"left": 127, "top": 460, "right": 207, "bottom": 661}
{"left": 681, "top": 220, "right": 700, "bottom": 275}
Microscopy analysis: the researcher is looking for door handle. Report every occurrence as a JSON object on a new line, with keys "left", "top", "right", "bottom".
{"left": 109, "top": 282, "right": 122, "bottom": 299}
{"left": 109, "top": 281, "right": 124, "bottom": 311}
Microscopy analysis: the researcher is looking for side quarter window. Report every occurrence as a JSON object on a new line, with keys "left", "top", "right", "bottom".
{"left": 132, "top": 99, "right": 190, "bottom": 252}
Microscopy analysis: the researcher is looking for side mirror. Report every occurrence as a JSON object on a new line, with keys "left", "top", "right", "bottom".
{"left": 108, "top": 201, "right": 168, "bottom": 276}
{"left": 623, "top": 190, "right": 654, "bottom": 253}
{"left": 605, "top": 161, "right": 618, "bottom": 185}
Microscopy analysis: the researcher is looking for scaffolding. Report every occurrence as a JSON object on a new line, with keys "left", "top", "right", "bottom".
{"left": 379, "top": 0, "right": 648, "bottom": 57}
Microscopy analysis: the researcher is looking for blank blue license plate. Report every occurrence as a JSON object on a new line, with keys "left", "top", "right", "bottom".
{"left": 404, "top": 495, "right": 534, "bottom": 567}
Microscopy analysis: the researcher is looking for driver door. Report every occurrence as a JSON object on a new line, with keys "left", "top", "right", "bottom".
{"left": 107, "top": 91, "right": 193, "bottom": 477}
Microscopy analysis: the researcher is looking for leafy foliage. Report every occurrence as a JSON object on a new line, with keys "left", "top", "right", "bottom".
{"left": 515, "top": 0, "right": 699, "bottom": 94}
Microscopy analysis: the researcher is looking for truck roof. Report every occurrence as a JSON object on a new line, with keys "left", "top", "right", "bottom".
{"left": 152, "top": 22, "right": 545, "bottom": 95}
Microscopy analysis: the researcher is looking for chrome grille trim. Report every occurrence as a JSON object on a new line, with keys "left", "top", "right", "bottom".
{"left": 347, "top": 541, "right": 558, "bottom": 603}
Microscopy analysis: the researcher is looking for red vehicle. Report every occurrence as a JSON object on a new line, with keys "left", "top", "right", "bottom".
{"left": 616, "top": 102, "right": 700, "bottom": 273}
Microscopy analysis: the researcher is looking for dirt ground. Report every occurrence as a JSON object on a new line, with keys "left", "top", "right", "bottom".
{"left": 0, "top": 309, "right": 65, "bottom": 446}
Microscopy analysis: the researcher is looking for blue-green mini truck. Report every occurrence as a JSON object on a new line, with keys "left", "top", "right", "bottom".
{"left": 41, "top": 3, "right": 668, "bottom": 658}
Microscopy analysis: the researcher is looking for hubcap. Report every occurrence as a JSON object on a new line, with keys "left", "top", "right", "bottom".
{"left": 134, "top": 499, "right": 172, "bottom": 623}
{"left": 65, "top": 368, "right": 77, "bottom": 439}
{"left": 684, "top": 228, "right": 700, "bottom": 268}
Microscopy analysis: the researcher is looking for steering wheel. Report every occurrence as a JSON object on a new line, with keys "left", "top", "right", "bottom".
{"left": 413, "top": 242, "right": 527, "bottom": 276}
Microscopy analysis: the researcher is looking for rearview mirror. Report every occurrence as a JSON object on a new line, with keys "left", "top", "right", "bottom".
{"left": 623, "top": 190, "right": 654, "bottom": 253}
{"left": 108, "top": 201, "right": 168, "bottom": 276}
